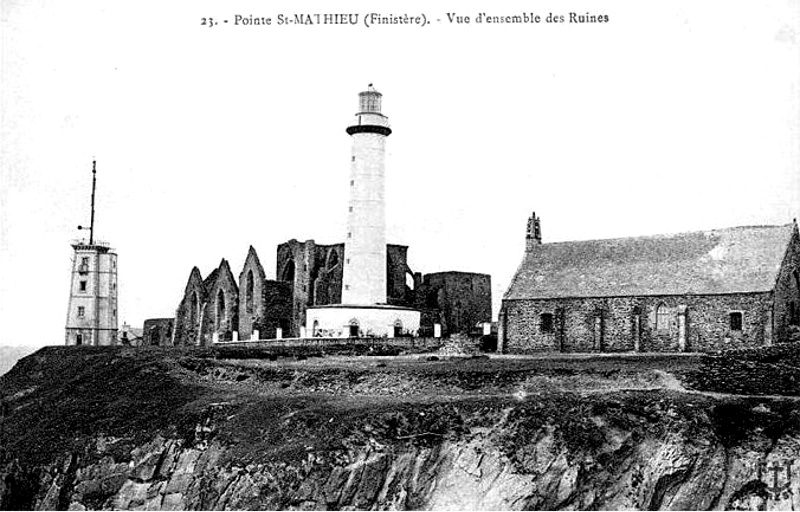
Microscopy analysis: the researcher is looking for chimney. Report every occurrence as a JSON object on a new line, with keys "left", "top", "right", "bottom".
{"left": 525, "top": 211, "right": 542, "bottom": 252}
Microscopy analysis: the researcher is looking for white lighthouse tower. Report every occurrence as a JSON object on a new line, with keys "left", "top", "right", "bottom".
{"left": 342, "top": 85, "right": 391, "bottom": 304}
{"left": 65, "top": 160, "right": 118, "bottom": 346}
{"left": 306, "top": 86, "right": 420, "bottom": 338}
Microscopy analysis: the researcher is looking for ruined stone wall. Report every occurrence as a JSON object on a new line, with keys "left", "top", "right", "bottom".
{"left": 205, "top": 263, "right": 239, "bottom": 343}
{"left": 417, "top": 307, "right": 442, "bottom": 338}
{"left": 312, "top": 245, "right": 344, "bottom": 306}
{"left": 421, "top": 272, "right": 492, "bottom": 336}
{"left": 238, "top": 249, "right": 269, "bottom": 340}
{"left": 173, "top": 300, "right": 193, "bottom": 346}
{"left": 277, "top": 240, "right": 423, "bottom": 336}
{"left": 259, "top": 280, "right": 293, "bottom": 338}
{"left": 276, "top": 240, "right": 316, "bottom": 337}
{"left": 502, "top": 293, "right": 773, "bottom": 354}
{"left": 173, "top": 270, "right": 206, "bottom": 347}
{"left": 142, "top": 318, "right": 174, "bottom": 347}
{"left": 386, "top": 245, "right": 412, "bottom": 305}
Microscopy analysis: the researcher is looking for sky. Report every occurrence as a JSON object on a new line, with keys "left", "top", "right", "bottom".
{"left": 1, "top": 0, "right": 798, "bottom": 348}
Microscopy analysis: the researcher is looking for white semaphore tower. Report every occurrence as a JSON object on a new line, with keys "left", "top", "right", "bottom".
{"left": 305, "top": 86, "right": 420, "bottom": 338}
{"left": 342, "top": 85, "right": 391, "bottom": 305}
{"left": 65, "top": 160, "right": 118, "bottom": 346}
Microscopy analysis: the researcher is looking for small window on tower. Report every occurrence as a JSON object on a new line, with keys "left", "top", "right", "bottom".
{"left": 79, "top": 281, "right": 87, "bottom": 292}
{"left": 351, "top": 156, "right": 356, "bottom": 162}
{"left": 81, "top": 257, "right": 89, "bottom": 266}
{"left": 347, "top": 232, "right": 352, "bottom": 239}
{"left": 77, "top": 306, "right": 85, "bottom": 318}
{"left": 350, "top": 180, "right": 354, "bottom": 186}
{"left": 345, "top": 285, "right": 350, "bottom": 290}
{"left": 730, "top": 312, "right": 743, "bottom": 331}
{"left": 349, "top": 206, "right": 353, "bottom": 212}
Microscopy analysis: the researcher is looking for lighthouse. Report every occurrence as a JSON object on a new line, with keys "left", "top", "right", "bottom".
{"left": 305, "top": 86, "right": 420, "bottom": 338}
{"left": 342, "top": 85, "right": 391, "bottom": 305}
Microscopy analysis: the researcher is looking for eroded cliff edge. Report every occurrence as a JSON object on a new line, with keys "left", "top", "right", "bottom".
{"left": 1, "top": 346, "right": 799, "bottom": 510}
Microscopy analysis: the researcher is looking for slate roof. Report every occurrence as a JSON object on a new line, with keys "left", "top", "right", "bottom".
{"left": 504, "top": 224, "right": 796, "bottom": 300}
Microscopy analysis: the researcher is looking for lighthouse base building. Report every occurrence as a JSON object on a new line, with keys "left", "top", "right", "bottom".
{"left": 306, "top": 304, "right": 421, "bottom": 338}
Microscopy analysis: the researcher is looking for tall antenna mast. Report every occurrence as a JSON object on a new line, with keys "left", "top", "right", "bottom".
{"left": 77, "top": 159, "right": 98, "bottom": 244}
{"left": 89, "top": 160, "right": 96, "bottom": 244}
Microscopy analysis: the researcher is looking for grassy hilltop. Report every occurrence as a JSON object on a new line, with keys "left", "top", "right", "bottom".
{"left": 1, "top": 345, "right": 800, "bottom": 510}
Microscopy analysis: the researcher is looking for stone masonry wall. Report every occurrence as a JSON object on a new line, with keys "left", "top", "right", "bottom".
{"left": 502, "top": 292, "right": 773, "bottom": 354}
{"left": 772, "top": 227, "right": 800, "bottom": 343}
{"left": 422, "top": 273, "right": 492, "bottom": 336}
{"left": 312, "top": 245, "right": 344, "bottom": 306}
{"left": 387, "top": 245, "right": 412, "bottom": 304}
{"left": 173, "top": 270, "right": 205, "bottom": 347}
{"left": 237, "top": 253, "right": 266, "bottom": 341}
{"left": 259, "top": 280, "right": 293, "bottom": 339}
{"left": 277, "top": 241, "right": 421, "bottom": 337}
{"left": 276, "top": 240, "right": 316, "bottom": 337}
{"left": 204, "top": 263, "right": 239, "bottom": 343}
{"left": 142, "top": 318, "right": 174, "bottom": 346}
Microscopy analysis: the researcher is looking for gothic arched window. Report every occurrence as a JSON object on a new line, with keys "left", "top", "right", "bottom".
{"left": 246, "top": 270, "right": 254, "bottom": 315}
{"left": 216, "top": 290, "right": 226, "bottom": 328}
{"left": 327, "top": 250, "right": 339, "bottom": 269}
{"left": 190, "top": 291, "right": 200, "bottom": 326}
{"left": 282, "top": 260, "right": 295, "bottom": 282}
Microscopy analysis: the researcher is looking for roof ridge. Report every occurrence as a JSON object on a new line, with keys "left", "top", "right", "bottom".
{"left": 504, "top": 222, "right": 794, "bottom": 300}
{"left": 541, "top": 223, "right": 792, "bottom": 246}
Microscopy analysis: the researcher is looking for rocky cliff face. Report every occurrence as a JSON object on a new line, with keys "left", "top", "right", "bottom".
{"left": 2, "top": 347, "right": 799, "bottom": 510}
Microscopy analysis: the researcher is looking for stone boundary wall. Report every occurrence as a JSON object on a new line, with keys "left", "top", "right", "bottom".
{"left": 439, "top": 334, "right": 482, "bottom": 355}
{"left": 708, "top": 342, "right": 800, "bottom": 362}
{"left": 685, "top": 342, "right": 800, "bottom": 396}
{"left": 208, "top": 337, "right": 445, "bottom": 358}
